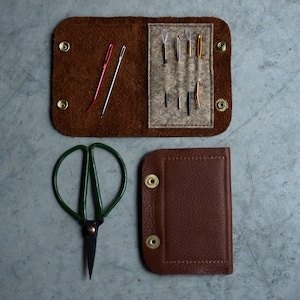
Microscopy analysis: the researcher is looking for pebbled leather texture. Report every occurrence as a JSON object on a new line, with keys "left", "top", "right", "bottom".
{"left": 141, "top": 147, "right": 233, "bottom": 274}
{"left": 51, "top": 17, "right": 232, "bottom": 137}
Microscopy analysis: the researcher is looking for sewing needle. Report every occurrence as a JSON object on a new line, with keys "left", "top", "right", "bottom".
{"left": 196, "top": 81, "right": 201, "bottom": 108}
{"left": 177, "top": 36, "right": 181, "bottom": 63}
{"left": 185, "top": 28, "right": 192, "bottom": 57}
{"left": 162, "top": 29, "right": 168, "bottom": 64}
{"left": 197, "top": 35, "right": 203, "bottom": 59}
{"left": 87, "top": 44, "right": 114, "bottom": 112}
{"left": 187, "top": 92, "right": 191, "bottom": 116}
{"left": 165, "top": 93, "right": 168, "bottom": 107}
{"left": 100, "top": 45, "right": 126, "bottom": 118}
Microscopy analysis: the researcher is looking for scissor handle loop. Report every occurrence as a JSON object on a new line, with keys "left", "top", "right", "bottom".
{"left": 53, "top": 145, "right": 89, "bottom": 221}
{"left": 89, "top": 143, "right": 127, "bottom": 219}
{"left": 53, "top": 143, "right": 127, "bottom": 222}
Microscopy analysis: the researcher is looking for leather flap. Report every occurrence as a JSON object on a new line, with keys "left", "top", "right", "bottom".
{"left": 52, "top": 17, "right": 232, "bottom": 137}
{"left": 141, "top": 148, "right": 233, "bottom": 274}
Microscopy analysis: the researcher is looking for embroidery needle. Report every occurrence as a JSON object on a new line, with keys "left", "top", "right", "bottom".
{"left": 176, "top": 36, "right": 181, "bottom": 63}
{"left": 87, "top": 44, "right": 114, "bottom": 112}
{"left": 100, "top": 45, "right": 126, "bottom": 118}
{"left": 162, "top": 29, "right": 168, "bottom": 64}
{"left": 196, "top": 81, "right": 201, "bottom": 108}
{"left": 165, "top": 93, "right": 168, "bottom": 108}
{"left": 185, "top": 28, "right": 192, "bottom": 57}
{"left": 187, "top": 92, "right": 191, "bottom": 116}
{"left": 197, "top": 35, "right": 203, "bottom": 59}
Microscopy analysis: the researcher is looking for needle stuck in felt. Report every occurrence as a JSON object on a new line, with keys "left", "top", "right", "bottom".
{"left": 165, "top": 93, "right": 168, "bottom": 107}
{"left": 187, "top": 92, "right": 192, "bottom": 116}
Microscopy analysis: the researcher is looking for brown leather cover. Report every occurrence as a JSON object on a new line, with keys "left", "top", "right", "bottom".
{"left": 52, "top": 17, "right": 232, "bottom": 137}
{"left": 141, "top": 148, "right": 233, "bottom": 274}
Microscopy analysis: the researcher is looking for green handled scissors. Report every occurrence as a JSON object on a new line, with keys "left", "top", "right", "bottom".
{"left": 53, "top": 143, "right": 127, "bottom": 279}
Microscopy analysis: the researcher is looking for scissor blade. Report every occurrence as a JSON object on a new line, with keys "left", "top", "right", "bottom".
{"left": 87, "top": 235, "right": 96, "bottom": 279}
{"left": 83, "top": 220, "right": 102, "bottom": 279}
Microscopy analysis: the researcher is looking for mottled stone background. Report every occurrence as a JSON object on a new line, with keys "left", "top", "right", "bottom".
{"left": 0, "top": 0, "right": 299, "bottom": 299}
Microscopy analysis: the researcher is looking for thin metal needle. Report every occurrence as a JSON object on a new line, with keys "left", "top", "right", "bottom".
{"left": 162, "top": 29, "right": 168, "bottom": 64}
{"left": 196, "top": 81, "right": 201, "bottom": 108}
{"left": 185, "top": 28, "right": 192, "bottom": 57}
{"left": 177, "top": 36, "right": 181, "bottom": 63}
{"left": 187, "top": 92, "right": 191, "bottom": 116}
{"left": 87, "top": 44, "right": 114, "bottom": 112}
{"left": 100, "top": 45, "right": 126, "bottom": 118}
{"left": 165, "top": 93, "right": 168, "bottom": 107}
{"left": 197, "top": 35, "right": 203, "bottom": 59}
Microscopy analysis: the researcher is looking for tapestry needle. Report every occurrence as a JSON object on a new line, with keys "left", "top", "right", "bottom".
{"left": 196, "top": 81, "right": 201, "bottom": 108}
{"left": 197, "top": 34, "right": 203, "bottom": 59}
{"left": 87, "top": 44, "right": 114, "bottom": 112}
{"left": 185, "top": 28, "right": 192, "bottom": 57}
{"left": 187, "top": 92, "right": 191, "bottom": 116}
{"left": 162, "top": 29, "right": 168, "bottom": 64}
{"left": 176, "top": 36, "right": 181, "bottom": 63}
{"left": 165, "top": 93, "right": 168, "bottom": 107}
{"left": 100, "top": 45, "right": 126, "bottom": 118}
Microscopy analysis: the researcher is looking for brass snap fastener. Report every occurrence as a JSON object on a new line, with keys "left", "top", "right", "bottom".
{"left": 216, "top": 41, "right": 227, "bottom": 52}
{"left": 216, "top": 98, "right": 229, "bottom": 112}
{"left": 57, "top": 99, "right": 69, "bottom": 110}
{"left": 146, "top": 235, "right": 160, "bottom": 249}
{"left": 145, "top": 174, "right": 159, "bottom": 189}
{"left": 59, "top": 41, "right": 71, "bottom": 52}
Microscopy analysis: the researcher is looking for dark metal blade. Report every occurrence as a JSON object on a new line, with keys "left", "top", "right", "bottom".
{"left": 83, "top": 220, "right": 102, "bottom": 279}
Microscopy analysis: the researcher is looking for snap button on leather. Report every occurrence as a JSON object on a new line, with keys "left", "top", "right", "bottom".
{"left": 216, "top": 41, "right": 227, "bottom": 52}
{"left": 146, "top": 235, "right": 160, "bottom": 249}
{"left": 145, "top": 174, "right": 159, "bottom": 189}
{"left": 57, "top": 99, "right": 69, "bottom": 110}
{"left": 216, "top": 98, "right": 228, "bottom": 112}
{"left": 59, "top": 41, "right": 71, "bottom": 52}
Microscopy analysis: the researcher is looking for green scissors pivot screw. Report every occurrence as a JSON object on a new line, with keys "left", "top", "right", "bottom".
{"left": 53, "top": 143, "right": 127, "bottom": 279}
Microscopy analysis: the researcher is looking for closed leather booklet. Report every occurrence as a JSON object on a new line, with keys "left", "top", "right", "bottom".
{"left": 141, "top": 147, "right": 233, "bottom": 274}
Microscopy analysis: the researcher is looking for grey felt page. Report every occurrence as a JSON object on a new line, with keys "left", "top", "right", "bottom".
{"left": 148, "top": 23, "right": 214, "bottom": 128}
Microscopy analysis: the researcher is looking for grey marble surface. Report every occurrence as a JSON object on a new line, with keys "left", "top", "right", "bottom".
{"left": 0, "top": 0, "right": 299, "bottom": 299}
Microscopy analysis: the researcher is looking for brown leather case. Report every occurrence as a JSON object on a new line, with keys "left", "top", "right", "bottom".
{"left": 141, "top": 148, "right": 233, "bottom": 274}
{"left": 52, "top": 17, "right": 232, "bottom": 137}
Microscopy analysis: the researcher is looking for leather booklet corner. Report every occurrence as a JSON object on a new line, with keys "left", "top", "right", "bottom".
{"left": 141, "top": 147, "right": 233, "bottom": 274}
{"left": 51, "top": 17, "right": 232, "bottom": 137}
